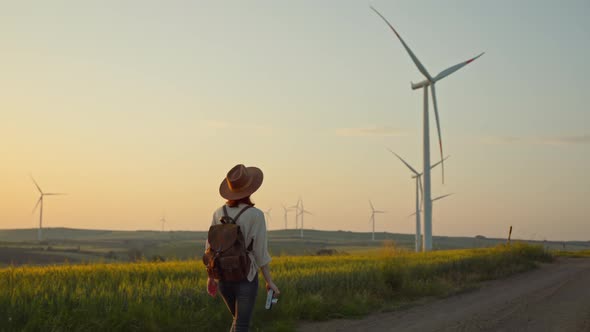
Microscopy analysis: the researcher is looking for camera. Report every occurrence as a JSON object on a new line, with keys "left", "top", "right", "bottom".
{"left": 265, "top": 289, "right": 278, "bottom": 309}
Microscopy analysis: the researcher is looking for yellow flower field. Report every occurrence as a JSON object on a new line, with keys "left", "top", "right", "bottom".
{"left": 0, "top": 244, "right": 551, "bottom": 331}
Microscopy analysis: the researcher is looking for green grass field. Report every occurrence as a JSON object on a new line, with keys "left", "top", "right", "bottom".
{"left": 0, "top": 243, "right": 552, "bottom": 331}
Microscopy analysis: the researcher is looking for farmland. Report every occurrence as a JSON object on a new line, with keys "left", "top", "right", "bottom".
{"left": 0, "top": 243, "right": 552, "bottom": 331}
{"left": 1, "top": 227, "right": 587, "bottom": 268}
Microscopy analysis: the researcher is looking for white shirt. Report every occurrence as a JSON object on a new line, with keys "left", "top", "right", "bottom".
{"left": 206, "top": 203, "right": 272, "bottom": 282}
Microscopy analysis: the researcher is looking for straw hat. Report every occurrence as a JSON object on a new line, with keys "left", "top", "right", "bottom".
{"left": 219, "top": 164, "right": 264, "bottom": 200}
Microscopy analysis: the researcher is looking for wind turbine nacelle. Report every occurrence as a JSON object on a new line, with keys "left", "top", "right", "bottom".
{"left": 411, "top": 79, "right": 430, "bottom": 90}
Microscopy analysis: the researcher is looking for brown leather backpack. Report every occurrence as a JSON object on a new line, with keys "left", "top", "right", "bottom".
{"left": 203, "top": 205, "right": 253, "bottom": 282}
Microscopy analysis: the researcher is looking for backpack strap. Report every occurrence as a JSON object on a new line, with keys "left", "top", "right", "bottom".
{"left": 234, "top": 205, "right": 252, "bottom": 223}
{"left": 233, "top": 205, "right": 254, "bottom": 251}
{"left": 220, "top": 205, "right": 254, "bottom": 250}
{"left": 220, "top": 205, "right": 252, "bottom": 224}
{"left": 220, "top": 206, "right": 232, "bottom": 224}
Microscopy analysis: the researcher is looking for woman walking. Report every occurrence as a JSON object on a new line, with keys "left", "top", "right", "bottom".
{"left": 205, "top": 164, "right": 280, "bottom": 332}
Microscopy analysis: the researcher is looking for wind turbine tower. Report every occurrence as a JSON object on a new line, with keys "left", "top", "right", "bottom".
{"left": 371, "top": 6, "right": 483, "bottom": 250}
{"left": 298, "top": 199, "right": 313, "bottom": 238}
{"left": 289, "top": 199, "right": 301, "bottom": 230}
{"left": 281, "top": 205, "right": 292, "bottom": 230}
{"left": 369, "top": 200, "right": 385, "bottom": 241}
{"left": 30, "top": 175, "right": 66, "bottom": 242}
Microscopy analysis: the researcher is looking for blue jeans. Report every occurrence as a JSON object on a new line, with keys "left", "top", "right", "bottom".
{"left": 218, "top": 275, "right": 259, "bottom": 332}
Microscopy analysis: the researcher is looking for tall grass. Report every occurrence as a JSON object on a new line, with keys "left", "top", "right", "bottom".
{"left": 554, "top": 249, "right": 590, "bottom": 258}
{"left": 0, "top": 244, "right": 551, "bottom": 331}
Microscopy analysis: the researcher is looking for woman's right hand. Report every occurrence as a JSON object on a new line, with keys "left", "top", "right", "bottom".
{"left": 207, "top": 277, "right": 218, "bottom": 297}
{"left": 265, "top": 281, "right": 280, "bottom": 296}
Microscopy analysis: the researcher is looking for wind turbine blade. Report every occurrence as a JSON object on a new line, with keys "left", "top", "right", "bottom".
{"left": 433, "top": 52, "right": 485, "bottom": 82}
{"left": 369, "top": 200, "right": 375, "bottom": 211}
{"left": 370, "top": 6, "right": 432, "bottom": 81}
{"left": 30, "top": 175, "right": 43, "bottom": 194}
{"left": 290, "top": 198, "right": 301, "bottom": 209}
{"left": 32, "top": 197, "right": 42, "bottom": 214}
{"left": 432, "top": 193, "right": 454, "bottom": 202}
{"left": 430, "top": 83, "right": 445, "bottom": 184}
{"left": 418, "top": 177, "right": 424, "bottom": 210}
{"left": 430, "top": 155, "right": 450, "bottom": 170}
{"left": 374, "top": 210, "right": 386, "bottom": 213}
{"left": 283, "top": 204, "right": 292, "bottom": 213}
{"left": 303, "top": 210, "right": 313, "bottom": 215}
{"left": 408, "top": 207, "right": 424, "bottom": 218}
{"left": 387, "top": 148, "right": 420, "bottom": 175}
{"left": 43, "top": 193, "right": 67, "bottom": 196}
{"left": 417, "top": 177, "right": 424, "bottom": 208}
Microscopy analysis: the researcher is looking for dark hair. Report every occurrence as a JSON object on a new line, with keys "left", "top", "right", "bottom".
{"left": 226, "top": 196, "right": 255, "bottom": 208}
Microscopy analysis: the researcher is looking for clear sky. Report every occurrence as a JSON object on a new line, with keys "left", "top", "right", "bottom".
{"left": 1, "top": 1, "right": 589, "bottom": 241}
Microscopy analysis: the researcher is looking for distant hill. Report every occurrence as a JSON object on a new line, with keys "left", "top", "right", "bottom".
{"left": 1, "top": 228, "right": 588, "bottom": 268}
{"left": 0, "top": 227, "right": 207, "bottom": 243}
{"left": 1, "top": 227, "right": 587, "bottom": 251}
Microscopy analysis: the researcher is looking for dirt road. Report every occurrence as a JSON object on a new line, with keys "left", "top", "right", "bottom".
{"left": 298, "top": 258, "right": 590, "bottom": 332}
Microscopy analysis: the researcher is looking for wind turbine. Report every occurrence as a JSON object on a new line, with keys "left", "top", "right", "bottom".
{"left": 369, "top": 200, "right": 386, "bottom": 241}
{"left": 30, "top": 175, "right": 66, "bottom": 242}
{"left": 371, "top": 6, "right": 483, "bottom": 251}
{"left": 289, "top": 199, "right": 301, "bottom": 230}
{"left": 264, "top": 208, "right": 272, "bottom": 229}
{"left": 297, "top": 199, "right": 313, "bottom": 238}
{"left": 281, "top": 204, "right": 293, "bottom": 230}
{"left": 160, "top": 216, "right": 167, "bottom": 232}
{"left": 388, "top": 149, "right": 448, "bottom": 252}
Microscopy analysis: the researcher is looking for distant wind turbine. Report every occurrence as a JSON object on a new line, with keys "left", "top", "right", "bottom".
{"left": 297, "top": 198, "right": 313, "bottom": 238}
{"left": 30, "top": 175, "right": 66, "bottom": 242}
{"left": 281, "top": 204, "right": 293, "bottom": 230}
{"left": 264, "top": 208, "right": 272, "bottom": 228}
{"left": 160, "top": 216, "right": 167, "bottom": 232}
{"left": 369, "top": 200, "right": 386, "bottom": 241}
{"left": 388, "top": 149, "right": 448, "bottom": 252}
{"left": 371, "top": 6, "right": 484, "bottom": 251}
{"left": 289, "top": 199, "right": 301, "bottom": 230}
